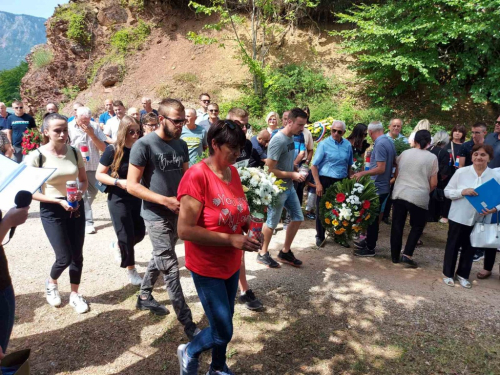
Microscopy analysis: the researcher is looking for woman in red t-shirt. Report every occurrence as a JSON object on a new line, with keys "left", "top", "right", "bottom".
{"left": 176, "top": 120, "right": 261, "bottom": 375}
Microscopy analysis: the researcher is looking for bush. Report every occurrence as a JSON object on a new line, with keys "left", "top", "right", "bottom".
{"left": 110, "top": 20, "right": 151, "bottom": 53}
{"left": 53, "top": 3, "right": 92, "bottom": 46}
{"left": 61, "top": 86, "right": 80, "bottom": 101}
{"left": 334, "top": 0, "right": 500, "bottom": 110}
{"left": 31, "top": 47, "right": 54, "bottom": 69}
{"left": 0, "top": 61, "right": 29, "bottom": 106}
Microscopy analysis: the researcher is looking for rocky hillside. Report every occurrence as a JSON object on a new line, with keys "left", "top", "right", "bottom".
{"left": 0, "top": 11, "right": 47, "bottom": 71}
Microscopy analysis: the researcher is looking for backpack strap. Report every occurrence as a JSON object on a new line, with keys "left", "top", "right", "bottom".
{"left": 70, "top": 146, "right": 78, "bottom": 162}
{"left": 38, "top": 149, "right": 43, "bottom": 168}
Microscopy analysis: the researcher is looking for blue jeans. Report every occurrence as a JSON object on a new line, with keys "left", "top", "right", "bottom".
{"left": 0, "top": 285, "right": 15, "bottom": 354}
{"left": 187, "top": 270, "right": 240, "bottom": 371}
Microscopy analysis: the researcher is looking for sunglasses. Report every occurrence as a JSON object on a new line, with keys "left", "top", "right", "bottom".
{"left": 165, "top": 117, "right": 186, "bottom": 125}
{"left": 14, "top": 106, "right": 23, "bottom": 109}
{"left": 495, "top": 121, "right": 500, "bottom": 125}
{"left": 221, "top": 120, "right": 238, "bottom": 130}
{"left": 209, "top": 109, "right": 219, "bottom": 113}
{"left": 331, "top": 129, "right": 344, "bottom": 135}
{"left": 202, "top": 100, "right": 211, "bottom": 103}
{"left": 128, "top": 129, "right": 142, "bottom": 135}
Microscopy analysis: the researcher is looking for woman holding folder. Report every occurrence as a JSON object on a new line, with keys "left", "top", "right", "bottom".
{"left": 443, "top": 144, "right": 499, "bottom": 288}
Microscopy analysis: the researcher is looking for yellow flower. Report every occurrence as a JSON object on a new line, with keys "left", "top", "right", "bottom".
{"left": 335, "top": 228, "right": 346, "bottom": 235}
{"left": 365, "top": 214, "right": 371, "bottom": 221}
{"left": 353, "top": 225, "right": 361, "bottom": 233}
{"left": 325, "top": 201, "right": 332, "bottom": 209}
{"left": 242, "top": 185, "right": 249, "bottom": 193}
{"left": 325, "top": 218, "right": 331, "bottom": 225}
{"left": 342, "top": 220, "right": 349, "bottom": 227}
{"left": 333, "top": 220, "right": 339, "bottom": 226}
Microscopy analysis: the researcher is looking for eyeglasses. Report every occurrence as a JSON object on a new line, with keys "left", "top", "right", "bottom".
{"left": 331, "top": 129, "right": 344, "bottom": 135}
{"left": 144, "top": 123, "right": 158, "bottom": 128}
{"left": 128, "top": 129, "right": 142, "bottom": 135}
{"left": 209, "top": 109, "right": 219, "bottom": 113}
{"left": 165, "top": 117, "right": 186, "bottom": 126}
{"left": 14, "top": 106, "right": 23, "bottom": 109}
{"left": 202, "top": 100, "right": 211, "bottom": 103}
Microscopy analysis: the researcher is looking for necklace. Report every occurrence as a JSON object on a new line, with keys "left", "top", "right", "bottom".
{"left": 206, "top": 158, "right": 231, "bottom": 185}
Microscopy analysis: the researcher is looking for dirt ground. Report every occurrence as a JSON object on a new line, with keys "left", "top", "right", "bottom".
{"left": 5, "top": 195, "right": 500, "bottom": 375}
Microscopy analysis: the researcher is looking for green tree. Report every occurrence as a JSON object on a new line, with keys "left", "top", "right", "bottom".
{"left": 333, "top": 0, "right": 500, "bottom": 110}
{"left": 0, "top": 61, "right": 29, "bottom": 106}
{"left": 188, "top": 0, "right": 319, "bottom": 97}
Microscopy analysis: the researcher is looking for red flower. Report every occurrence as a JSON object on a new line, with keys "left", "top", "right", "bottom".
{"left": 331, "top": 209, "right": 338, "bottom": 216}
{"left": 353, "top": 158, "right": 357, "bottom": 162}
{"left": 336, "top": 193, "right": 346, "bottom": 203}
{"left": 360, "top": 209, "right": 365, "bottom": 215}
{"left": 24, "top": 129, "right": 29, "bottom": 134}
{"left": 363, "top": 200, "right": 371, "bottom": 209}
{"left": 356, "top": 218, "right": 363, "bottom": 223}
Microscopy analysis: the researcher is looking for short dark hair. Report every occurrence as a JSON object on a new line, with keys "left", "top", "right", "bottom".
{"left": 141, "top": 112, "right": 158, "bottom": 125}
{"left": 472, "top": 122, "right": 487, "bottom": 131}
{"left": 450, "top": 124, "right": 467, "bottom": 143}
{"left": 12, "top": 100, "right": 23, "bottom": 106}
{"left": 472, "top": 143, "right": 494, "bottom": 160}
{"left": 207, "top": 120, "right": 246, "bottom": 156}
{"left": 414, "top": 129, "right": 432, "bottom": 149}
{"left": 287, "top": 107, "right": 308, "bottom": 122}
{"left": 113, "top": 100, "right": 125, "bottom": 107}
{"left": 158, "top": 98, "right": 184, "bottom": 117}
{"left": 199, "top": 93, "right": 210, "bottom": 100}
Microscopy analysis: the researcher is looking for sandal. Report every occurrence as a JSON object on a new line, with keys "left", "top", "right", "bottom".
{"left": 443, "top": 277, "right": 455, "bottom": 287}
{"left": 477, "top": 270, "right": 492, "bottom": 279}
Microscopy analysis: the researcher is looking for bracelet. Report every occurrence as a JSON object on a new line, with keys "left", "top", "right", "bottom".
{"left": 114, "top": 178, "right": 118, "bottom": 186}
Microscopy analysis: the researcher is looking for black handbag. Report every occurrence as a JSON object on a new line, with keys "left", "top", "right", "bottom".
{"left": 431, "top": 188, "right": 445, "bottom": 202}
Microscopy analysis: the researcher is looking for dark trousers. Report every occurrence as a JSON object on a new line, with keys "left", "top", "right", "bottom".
{"left": 382, "top": 185, "right": 395, "bottom": 220}
{"left": 390, "top": 199, "right": 427, "bottom": 261}
{"left": 296, "top": 181, "right": 305, "bottom": 206}
{"left": 443, "top": 220, "right": 475, "bottom": 279}
{"left": 141, "top": 218, "right": 193, "bottom": 327}
{"left": 366, "top": 193, "right": 389, "bottom": 250}
{"left": 315, "top": 176, "right": 342, "bottom": 241}
{"left": 107, "top": 194, "right": 145, "bottom": 268}
{"left": 484, "top": 248, "right": 497, "bottom": 272}
{"left": 0, "top": 285, "right": 15, "bottom": 354}
{"left": 40, "top": 201, "right": 85, "bottom": 284}
{"left": 187, "top": 270, "right": 240, "bottom": 371}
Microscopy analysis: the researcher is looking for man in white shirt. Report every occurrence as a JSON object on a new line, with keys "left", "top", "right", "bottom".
{"left": 68, "top": 107, "right": 107, "bottom": 234}
{"left": 195, "top": 93, "right": 210, "bottom": 125}
{"left": 103, "top": 100, "right": 126, "bottom": 143}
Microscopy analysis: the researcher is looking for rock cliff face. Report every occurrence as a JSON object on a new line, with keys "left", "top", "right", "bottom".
{"left": 0, "top": 11, "right": 47, "bottom": 71}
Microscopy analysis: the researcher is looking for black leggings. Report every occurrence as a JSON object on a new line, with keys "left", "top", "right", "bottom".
{"left": 107, "top": 193, "right": 145, "bottom": 268}
{"left": 484, "top": 248, "right": 497, "bottom": 272}
{"left": 40, "top": 201, "right": 85, "bottom": 284}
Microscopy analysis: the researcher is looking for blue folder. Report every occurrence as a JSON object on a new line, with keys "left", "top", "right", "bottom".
{"left": 465, "top": 178, "right": 500, "bottom": 213}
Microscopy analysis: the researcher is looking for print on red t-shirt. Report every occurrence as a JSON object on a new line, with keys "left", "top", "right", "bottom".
{"left": 177, "top": 161, "right": 250, "bottom": 279}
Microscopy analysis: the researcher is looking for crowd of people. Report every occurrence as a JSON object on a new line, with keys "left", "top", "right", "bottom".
{"left": 1, "top": 94, "right": 500, "bottom": 374}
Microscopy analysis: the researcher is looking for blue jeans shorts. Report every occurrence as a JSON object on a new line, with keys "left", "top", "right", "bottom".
{"left": 266, "top": 187, "right": 304, "bottom": 229}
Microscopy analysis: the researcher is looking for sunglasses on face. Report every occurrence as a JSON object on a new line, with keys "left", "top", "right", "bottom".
{"left": 495, "top": 121, "right": 500, "bottom": 125}
{"left": 165, "top": 117, "right": 186, "bottom": 125}
{"left": 128, "top": 129, "right": 142, "bottom": 135}
{"left": 202, "top": 100, "right": 211, "bottom": 103}
{"left": 209, "top": 109, "right": 219, "bottom": 113}
{"left": 331, "top": 129, "right": 344, "bottom": 135}
{"left": 14, "top": 106, "right": 23, "bottom": 109}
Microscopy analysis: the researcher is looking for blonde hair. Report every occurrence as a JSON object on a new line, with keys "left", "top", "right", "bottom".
{"left": 413, "top": 119, "right": 431, "bottom": 132}
{"left": 266, "top": 111, "right": 278, "bottom": 123}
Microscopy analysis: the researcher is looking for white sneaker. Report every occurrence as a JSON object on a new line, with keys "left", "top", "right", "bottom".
{"left": 110, "top": 242, "right": 121, "bottom": 264}
{"left": 456, "top": 275, "right": 471, "bottom": 289}
{"left": 69, "top": 293, "right": 89, "bottom": 314}
{"left": 45, "top": 279, "right": 61, "bottom": 307}
{"left": 85, "top": 226, "right": 96, "bottom": 234}
{"left": 128, "top": 268, "right": 143, "bottom": 286}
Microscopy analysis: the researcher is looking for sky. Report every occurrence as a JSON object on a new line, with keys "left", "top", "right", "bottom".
{"left": 0, "top": 0, "right": 69, "bottom": 18}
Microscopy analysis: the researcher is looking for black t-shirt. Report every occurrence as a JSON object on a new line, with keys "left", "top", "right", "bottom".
{"left": 234, "top": 139, "right": 253, "bottom": 167}
{"left": 429, "top": 145, "right": 451, "bottom": 188}
{"left": 458, "top": 140, "right": 475, "bottom": 167}
{"left": 99, "top": 145, "right": 134, "bottom": 199}
{"left": 351, "top": 139, "right": 370, "bottom": 156}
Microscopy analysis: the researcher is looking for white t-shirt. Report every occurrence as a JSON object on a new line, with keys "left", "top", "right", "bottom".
{"left": 392, "top": 148, "right": 438, "bottom": 209}
{"left": 104, "top": 116, "right": 120, "bottom": 141}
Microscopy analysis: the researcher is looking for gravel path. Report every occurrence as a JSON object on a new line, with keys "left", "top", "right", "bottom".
{"left": 5, "top": 196, "right": 500, "bottom": 374}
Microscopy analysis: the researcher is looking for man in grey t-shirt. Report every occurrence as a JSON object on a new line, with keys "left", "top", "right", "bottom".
{"left": 258, "top": 108, "right": 307, "bottom": 269}
{"left": 351, "top": 121, "right": 396, "bottom": 257}
{"left": 128, "top": 98, "right": 198, "bottom": 340}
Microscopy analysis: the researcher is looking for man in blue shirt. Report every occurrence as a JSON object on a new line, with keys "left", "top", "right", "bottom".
{"left": 139, "top": 97, "right": 158, "bottom": 118}
{"left": 0, "top": 102, "right": 10, "bottom": 131}
{"left": 98, "top": 99, "right": 115, "bottom": 130}
{"left": 5, "top": 100, "right": 37, "bottom": 162}
{"left": 352, "top": 121, "right": 396, "bottom": 257}
{"left": 311, "top": 120, "right": 353, "bottom": 248}
{"left": 198, "top": 103, "right": 219, "bottom": 132}
{"left": 385, "top": 118, "right": 408, "bottom": 143}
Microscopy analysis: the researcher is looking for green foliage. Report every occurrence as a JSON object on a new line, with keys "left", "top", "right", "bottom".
{"left": 61, "top": 86, "right": 80, "bottom": 101}
{"left": 31, "top": 47, "right": 54, "bottom": 69}
{"left": 120, "top": 0, "right": 145, "bottom": 11}
{"left": 333, "top": 0, "right": 500, "bottom": 110}
{"left": 110, "top": 20, "right": 151, "bottom": 53}
{"left": 0, "top": 61, "right": 29, "bottom": 106}
{"left": 394, "top": 138, "right": 411, "bottom": 156}
{"left": 53, "top": 3, "right": 92, "bottom": 46}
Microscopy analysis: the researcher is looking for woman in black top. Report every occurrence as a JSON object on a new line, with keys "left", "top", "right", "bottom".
{"left": 428, "top": 130, "right": 451, "bottom": 222}
{"left": 441, "top": 125, "right": 467, "bottom": 223}
{"left": 0, "top": 207, "right": 29, "bottom": 358}
{"left": 347, "top": 123, "right": 370, "bottom": 156}
{"left": 96, "top": 116, "right": 145, "bottom": 285}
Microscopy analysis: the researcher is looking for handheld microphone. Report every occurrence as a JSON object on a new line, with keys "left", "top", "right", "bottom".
{"left": 9, "top": 190, "right": 32, "bottom": 239}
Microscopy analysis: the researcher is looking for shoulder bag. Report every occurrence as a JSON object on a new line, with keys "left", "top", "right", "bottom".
{"left": 470, "top": 211, "right": 500, "bottom": 248}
